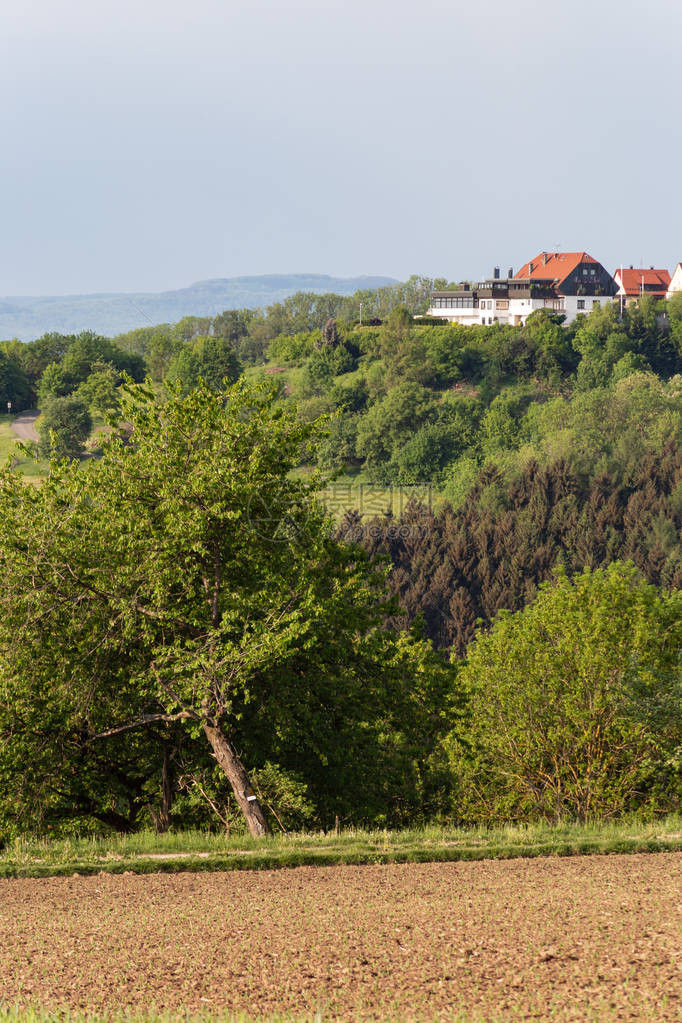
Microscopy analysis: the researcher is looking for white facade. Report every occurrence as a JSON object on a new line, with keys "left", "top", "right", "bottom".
{"left": 562, "top": 295, "right": 608, "bottom": 319}
{"left": 426, "top": 302, "right": 481, "bottom": 326}
{"left": 668, "top": 263, "right": 682, "bottom": 297}
{"left": 426, "top": 294, "right": 605, "bottom": 327}
{"left": 507, "top": 296, "right": 567, "bottom": 325}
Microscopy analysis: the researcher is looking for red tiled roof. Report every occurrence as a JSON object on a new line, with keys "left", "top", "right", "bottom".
{"left": 515, "top": 252, "right": 598, "bottom": 284}
{"left": 614, "top": 267, "right": 671, "bottom": 296}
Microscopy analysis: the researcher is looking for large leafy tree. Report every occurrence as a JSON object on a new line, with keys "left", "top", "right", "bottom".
{"left": 355, "top": 382, "right": 437, "bottom": 476}
{"left": 0, "top": 380, "right": 451, "bottom": 836}
{"left": 165, "top": 336, "right": 242, "bottom": 394}
{"left": 60, "top": 331, "right": 146, "bottom": 387}
{"left": 0, "top": 348, "right": 31, "bottom": 412}
{"left": 37, "top": 395, "right": 92, "bottom": 459}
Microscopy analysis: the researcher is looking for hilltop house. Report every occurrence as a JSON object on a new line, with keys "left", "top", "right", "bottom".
{"left": 613, "top": 267, "right": 671, "bottom": 305}
{"left": 427, "top": 251, "right": 617, "bottom": 327}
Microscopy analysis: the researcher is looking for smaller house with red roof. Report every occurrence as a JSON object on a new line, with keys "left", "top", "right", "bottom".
{"left": 613, "top": 266, "right": 671, "bottom": 306}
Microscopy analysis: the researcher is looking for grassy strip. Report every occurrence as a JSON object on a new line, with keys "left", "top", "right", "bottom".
{"left": 0, "top": 1011, "right": 493, "bottom": 1023}
{"left": 0, "top": 1003, "right": 662, "bottom": 1023}
{"left": 0, "top": 1012, "right": 335, "bottom": 1023}
{"left": 2, "top": 817, "right": 681, "bottom": 880}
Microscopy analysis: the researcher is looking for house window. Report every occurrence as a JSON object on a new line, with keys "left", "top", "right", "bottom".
{"left": 433, "top": 296, "right": 476, "bottom": 309}
{"left": 593, "top": 300, "right": 601, "bottom": 309}
{"left": 577, "top": 299, "right": 585, "bottom": 310}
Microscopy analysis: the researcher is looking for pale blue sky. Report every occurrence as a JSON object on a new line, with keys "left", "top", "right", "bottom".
{"left": 1, "top": 0, "right": 680, "bottom": 295}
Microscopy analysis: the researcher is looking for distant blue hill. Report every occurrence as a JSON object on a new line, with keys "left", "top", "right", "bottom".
{"left": 0, "top": 274, "right": 398, "bottom": 341}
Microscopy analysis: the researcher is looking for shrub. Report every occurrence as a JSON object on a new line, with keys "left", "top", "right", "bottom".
{"left": 450, "top": 564, "right": 682, "bottom": 823}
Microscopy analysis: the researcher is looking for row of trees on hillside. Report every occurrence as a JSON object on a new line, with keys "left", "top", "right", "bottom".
{"left": 3, "top": 286, "right": 680, "bottom": 469}
{"left": 110, "top": 276, "right": 447, "bottom": 368}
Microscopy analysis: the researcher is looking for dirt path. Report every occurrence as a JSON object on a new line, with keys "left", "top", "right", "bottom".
{"left": 2, "top": 853, "right": 681, "bottom": 1020}
{"left": 11, "top": 411, "right": 39, "bottom": 442}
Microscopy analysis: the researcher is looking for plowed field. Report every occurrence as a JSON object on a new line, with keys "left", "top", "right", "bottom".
{"left": 2, "top": 853, "right": 681, "bottom": 1021}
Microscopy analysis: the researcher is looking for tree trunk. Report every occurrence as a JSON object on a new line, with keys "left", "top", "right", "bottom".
{"left": 146, "top": 743, "right": 174, "bottom": 833}
{"left": 160, "top": 743, "right": 173, "bottom": 831}
{"left": 202, "top": 721, "right": 272, "bottom": 837}
{"left": 155, "top": 743, "right": 173, "bottom": 833}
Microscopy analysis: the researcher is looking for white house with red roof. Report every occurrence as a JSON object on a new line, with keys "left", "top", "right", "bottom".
{"left": 613, "top": 266, "right": 671, "bottom": 305}
{"left": 427, "top": 251, "right": 616, "bottom": 326}
{"left": 667, "top": 263, "right": 682, "bottom": 298}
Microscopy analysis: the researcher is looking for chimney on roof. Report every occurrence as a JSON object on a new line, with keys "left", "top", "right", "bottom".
{"left": 493, "top": 266, "right": 500, "bottom": 279}
{"left": 508, "top": 267, "right": 513, "bottom": 278}
{"left": 629, "top": 265, "right": 633, "bottom": 269}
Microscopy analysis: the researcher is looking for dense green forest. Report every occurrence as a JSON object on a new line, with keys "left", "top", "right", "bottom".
{"left": 0, "top": 281, "right": 681, "bottom": 839}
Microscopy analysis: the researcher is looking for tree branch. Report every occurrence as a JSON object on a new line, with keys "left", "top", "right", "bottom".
{"left": 88, "top": 711, "right": 199, "bottom": 742}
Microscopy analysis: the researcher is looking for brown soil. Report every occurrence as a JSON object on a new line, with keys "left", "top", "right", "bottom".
{"left": 2, "top": 854, "right": 681, "bottom": 1021}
